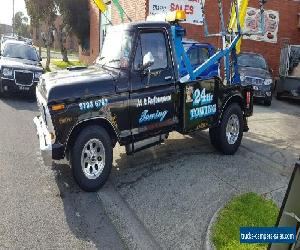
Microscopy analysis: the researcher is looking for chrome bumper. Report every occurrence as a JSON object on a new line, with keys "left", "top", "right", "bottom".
{"left": 33, "top": 116, "right": 53, "bottom": 166}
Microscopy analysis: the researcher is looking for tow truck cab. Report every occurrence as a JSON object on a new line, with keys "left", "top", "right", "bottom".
{"left": 34, "top": 20, "right": 253, "bottom": 191}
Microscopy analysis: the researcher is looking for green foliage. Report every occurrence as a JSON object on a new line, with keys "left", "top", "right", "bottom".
{"left": 55, "top": 0, "right": 90, "bottom": 46}
{"left": 212, "top": 193, "right": 279, "bottom": 250}
{"left": 52, "top": 60, "right": 85, "bottom": 69}
{"left": 25, "top": 0, "right": 57, "bottom": 71}
{"left": 26, "top": 0, "right": 90, "bottom": 47}
{"left": 13, "top": 11, "right": 30, "bottom": 37}
{"left": 25, "top": 0, "right": 56, "bottom": 26}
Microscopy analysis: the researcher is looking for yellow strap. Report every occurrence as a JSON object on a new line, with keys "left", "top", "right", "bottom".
{"left": 228, "top": 0, "right": 249, "bottom": 54}
{"left": 93, "top": 0, "right": 107, "bottom": 12}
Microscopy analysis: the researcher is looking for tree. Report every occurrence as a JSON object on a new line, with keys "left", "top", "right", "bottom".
{"left": 25, "top": 0, "right": 56, "bottom": 71}
{"left": 55, "top": 0, "right": 90, "bottom": 52}
{"left": 54, "top": 23, "right": 70, "bottom": 62}
{"left": 13, "top": 11, "right": 30, "bottom": 37}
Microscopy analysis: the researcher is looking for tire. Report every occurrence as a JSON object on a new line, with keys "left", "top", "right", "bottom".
{"left": 212, "top": 103, "right": 244, "bottom": 155}
{"left": 71, "top": 125, "right": 113, "bottom": 192}
{"left": 264, "top": 99, "right": 272, "bottom": 106}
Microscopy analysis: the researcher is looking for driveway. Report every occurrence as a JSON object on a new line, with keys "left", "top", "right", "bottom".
{"left": 101, "top": 99, "right": 299, "bottom": 249}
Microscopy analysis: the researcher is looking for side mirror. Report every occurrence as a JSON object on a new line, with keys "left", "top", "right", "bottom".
{"left": 142, "top": 52, "right": 154, "bottom": 71}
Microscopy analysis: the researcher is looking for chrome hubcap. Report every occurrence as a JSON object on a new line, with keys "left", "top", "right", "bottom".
{"left": 81, "top": 139, "right": 105, "bottom": 179}
{"left": 226, "top": 114, "right": 240, "bottom": 145}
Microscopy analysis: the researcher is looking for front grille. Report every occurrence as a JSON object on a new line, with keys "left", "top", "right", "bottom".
{"left": 15, "top": 71, "right": 34, "bottom": 86}
{"left": 253, "top": 90, "right": 265, "bottom": 97}
{"left": 245, "top": 77, "right": 264, "bottom": 86}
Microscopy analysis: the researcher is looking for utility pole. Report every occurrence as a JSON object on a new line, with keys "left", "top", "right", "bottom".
{"left": 12, "top": 0, "right": 15, "bottom": 36}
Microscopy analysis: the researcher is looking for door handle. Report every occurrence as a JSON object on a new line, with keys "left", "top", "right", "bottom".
{"left": 165, "top": 76, "right": 172, "bottom": 81}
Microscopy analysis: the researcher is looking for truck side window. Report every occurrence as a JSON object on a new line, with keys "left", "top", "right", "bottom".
{"left": 188, "top": 47, "right": 210, "bottom": 66}
{"left": 141, "top": 32, "right": 168, "bottom": 70}
{"left": 189, "top": 48, "right": 199, "bottom": 65}
{"left": 134, "top": 31, "right": 168, "bottom": 71}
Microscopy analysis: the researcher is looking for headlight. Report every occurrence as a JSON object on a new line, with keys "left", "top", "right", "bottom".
{"left": 264, "top": 79, "right": 272, "bottom": 85}
{"left": 35, "top": 72, "right": 43, "bottom": 79}
{"left": 2, "top": 68, "right": 13, "bottom": 77}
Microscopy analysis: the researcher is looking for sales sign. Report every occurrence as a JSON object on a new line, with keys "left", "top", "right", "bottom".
{"left": 148, "top": 0, "right": 205, "bottom": 25}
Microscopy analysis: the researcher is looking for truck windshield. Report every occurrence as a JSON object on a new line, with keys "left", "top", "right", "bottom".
{"left": 97, "top": 29, "right": 133, "bottom": 69}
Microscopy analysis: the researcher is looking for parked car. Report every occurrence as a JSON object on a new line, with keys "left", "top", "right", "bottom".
{"left": 0, "top": 35, "right": 18, "bottom": 51}
{"left": 0, "top": 40, "right": 43, "bottom": 96}
{"left": 238, "top": 52, "right": 274, "bottom": 106}
{"left": 276, "top": 44, "right": 300, "bottom": 100}
{"left": 180, "top": 40, "right": 219, "bottom": 79}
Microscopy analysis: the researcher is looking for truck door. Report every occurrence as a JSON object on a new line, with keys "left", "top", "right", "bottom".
{"left": 129, "top": 28, "right": 177, "bottom": 141}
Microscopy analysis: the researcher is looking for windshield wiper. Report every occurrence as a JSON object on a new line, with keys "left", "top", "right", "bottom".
{"left": 101, "top": 59, "right": 120, "bottom": 69}
{"left": 108, "top": 59, "right": 120, "bottom": 63}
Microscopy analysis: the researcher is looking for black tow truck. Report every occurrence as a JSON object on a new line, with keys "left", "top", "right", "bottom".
{"left": 34, "top": 18, "right": 253, "bottom": 191}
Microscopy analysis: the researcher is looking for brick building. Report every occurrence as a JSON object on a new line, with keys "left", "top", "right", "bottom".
{"left": 80, "top": 0, "right": 300, "bottom": 75}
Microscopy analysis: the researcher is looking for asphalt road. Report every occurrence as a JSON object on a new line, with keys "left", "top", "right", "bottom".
{"left": 0, "top": 95, "right": 299, "bottom": 249}
{"left": 0, "top": 95, "right": 124, "bottom": 249}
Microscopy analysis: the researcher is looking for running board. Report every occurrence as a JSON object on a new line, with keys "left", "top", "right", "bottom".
{"left": 125, "top": 134, "right": 168, "bottom": 155}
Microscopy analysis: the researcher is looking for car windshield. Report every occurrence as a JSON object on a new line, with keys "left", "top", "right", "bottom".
{"left": 3, "top": 43, "right": 39, "bottom": 61}
{"left": 97, "top": 28, "right": 133, "bottom": 69}
{"left": 238, "top": 54, "right": 267, "bottom": 70}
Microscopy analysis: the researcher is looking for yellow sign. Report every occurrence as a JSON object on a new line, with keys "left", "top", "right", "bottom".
{"left": 93, "top": 0, "right": 107, "bottom": 12}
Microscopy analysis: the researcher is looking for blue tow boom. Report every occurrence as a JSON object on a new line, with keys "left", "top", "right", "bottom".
{"left": 167, "top": 0, "right": 266, "bottom": 85}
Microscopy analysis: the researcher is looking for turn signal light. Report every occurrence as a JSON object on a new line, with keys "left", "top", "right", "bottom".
{"left": 51, "top": 104, "right": 65, "bottom": 111}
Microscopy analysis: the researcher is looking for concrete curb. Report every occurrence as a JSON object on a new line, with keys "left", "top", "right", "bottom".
{"left": 204, "top": 206, "right": 222, "bottom": 250}
{"left": 97, "top": 182, "right": 161, "bottom": 250}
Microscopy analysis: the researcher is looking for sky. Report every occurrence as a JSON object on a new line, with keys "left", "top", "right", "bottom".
{"left": 0, "top": 0, "right": 28, "bottom": 25}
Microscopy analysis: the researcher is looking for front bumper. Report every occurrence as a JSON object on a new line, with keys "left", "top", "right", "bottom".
{"left": 33, "top": 116, "right": 65, "bottom": 165}
{"left": 252, "top": 85, "right": 272, "bottom": 99}
{"left": 1, "top": 77, "right": 38, "bottom": 93}
{"left": 33, "top": 116, "right": 53, "bottom": 166}
{"left": 253, "top": 90, "right": 272, "bottom": 99}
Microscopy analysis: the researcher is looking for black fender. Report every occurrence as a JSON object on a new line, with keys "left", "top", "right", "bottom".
{"left": 64, "top": 116, "right": 120, "bottom": 158}
{"left": 217, "top": 90, "right": 250, "bottom": 132}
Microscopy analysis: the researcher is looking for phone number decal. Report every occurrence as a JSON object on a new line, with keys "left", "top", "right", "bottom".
{"left": 79, "top": 99, "right": 108, "bottom": 111}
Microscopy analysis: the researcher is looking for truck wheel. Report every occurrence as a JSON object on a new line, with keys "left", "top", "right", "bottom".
{"left": 218, "top": 103, "right": 244, "bottom": 155}
{"left": 71, "top": 125, "right": 113, "bottom": 192}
